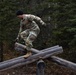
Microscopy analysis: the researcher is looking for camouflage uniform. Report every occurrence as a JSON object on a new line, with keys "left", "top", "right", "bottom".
{"left": 17, "top": 14, "right": 45, "bottom": 50}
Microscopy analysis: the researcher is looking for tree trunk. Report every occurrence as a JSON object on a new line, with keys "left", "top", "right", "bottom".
{"left": 0, "top": 42, "right": 3, "bottom": 62}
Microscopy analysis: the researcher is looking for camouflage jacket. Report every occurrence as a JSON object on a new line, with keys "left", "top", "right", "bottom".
{"left": 17, "top": 14, "right": 46, "bottom": 38}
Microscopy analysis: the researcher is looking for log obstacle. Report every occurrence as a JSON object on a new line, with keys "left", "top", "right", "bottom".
{"left": 0, "top": 43, "right": 63, "bottom": 71}
{"left": 16, "top": 43, "right": 76, "bottom": 71}
{"left": 15, "top": 43, "right": 76, "bottom": 71}
{"left": 0, "top": 42, "right": 76, "bottom": 73}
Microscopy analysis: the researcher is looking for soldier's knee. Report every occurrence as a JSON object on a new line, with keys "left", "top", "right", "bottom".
{"left": 20, "top": 31, "right": 28, "bottom": 39}
{"left": 29, "top": 34, "right": 36, "bottom": 41}
{"left": 29, "top": 32, "right": 37, "bottom": 41}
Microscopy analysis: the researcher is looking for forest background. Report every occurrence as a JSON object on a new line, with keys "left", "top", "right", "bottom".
{"left": 0, "top": 0, "right": 76, "bottom": 74}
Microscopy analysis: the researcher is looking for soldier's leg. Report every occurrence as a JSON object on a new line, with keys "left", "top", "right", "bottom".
{"left": 26, "top": 31, "right": 37, "bottom": 50}
{"left": 23, "top": 31, "right": 37, "bottom": 58}
{"left": 20, "top": 30, "right": 29, "bottom": 55}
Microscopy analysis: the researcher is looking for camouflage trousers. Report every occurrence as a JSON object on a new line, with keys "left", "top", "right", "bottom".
{"left": 20, "top": 29, "right": 40, "bottom": 50}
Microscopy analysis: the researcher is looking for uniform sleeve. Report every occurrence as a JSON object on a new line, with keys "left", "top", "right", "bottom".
{"left": 27, "top": 14, "right": 46, "bottom": 26}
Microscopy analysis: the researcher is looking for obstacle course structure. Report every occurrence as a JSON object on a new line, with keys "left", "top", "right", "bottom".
{"left": 0, "top": 42, "right": 76, "bottom": 75}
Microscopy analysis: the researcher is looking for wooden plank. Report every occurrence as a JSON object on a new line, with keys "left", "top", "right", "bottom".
{"left": 0, "top": 46, "right": 63, "bottom": 71}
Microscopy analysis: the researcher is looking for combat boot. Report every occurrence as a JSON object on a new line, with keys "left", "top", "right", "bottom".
{"left": 23, "top": 51, "right": 32, "bottom": 58}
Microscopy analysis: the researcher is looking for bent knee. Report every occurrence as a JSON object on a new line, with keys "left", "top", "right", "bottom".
{"left": 29, "top": 34, "right": 37, "bottom": 41}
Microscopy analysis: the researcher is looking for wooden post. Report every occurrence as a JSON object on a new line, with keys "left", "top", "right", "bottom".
{"left": 0, "top": 42, "right": 3, "bottom": 62}
{"left": 36, "top": 60, "right": 45, "bottom": 75}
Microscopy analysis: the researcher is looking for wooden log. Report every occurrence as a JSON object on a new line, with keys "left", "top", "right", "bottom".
{"left": 0, "top": 44, "right": 59, "bottom": 65}
{"left": 50, "top": 56, "right": 76, "bottom": 71}
{"left": 0, "top": 46, "right": 63, "bottom": 71}
{"left": 15, "top": 42, "right": 59, "bottom": 53}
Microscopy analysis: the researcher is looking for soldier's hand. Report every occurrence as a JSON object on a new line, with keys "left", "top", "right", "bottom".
{"left": 15, "top": 38, "right": 19, "bottom": 42}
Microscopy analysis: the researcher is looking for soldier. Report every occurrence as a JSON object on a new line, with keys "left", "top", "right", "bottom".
{"left": 16, "top": 10, "right": 46, "bottom": 58}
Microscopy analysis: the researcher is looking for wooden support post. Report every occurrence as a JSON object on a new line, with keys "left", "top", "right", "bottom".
{"left": 36, "top": 60, "right": 45, "bottom": 75}
{"left": 0, "top": 42, "right": 3, "bottom": 62}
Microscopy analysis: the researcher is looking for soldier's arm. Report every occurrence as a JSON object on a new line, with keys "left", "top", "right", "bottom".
{"left": 28, "top": 15, "right": 46, "bottom": 26}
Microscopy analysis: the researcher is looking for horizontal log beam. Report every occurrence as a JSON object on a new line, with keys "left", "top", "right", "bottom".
{"left": 0, "top": 44, "right": 63, "bottom": 71}
{"left": 15, "top": 42, "right": 59, "bottom": 53}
